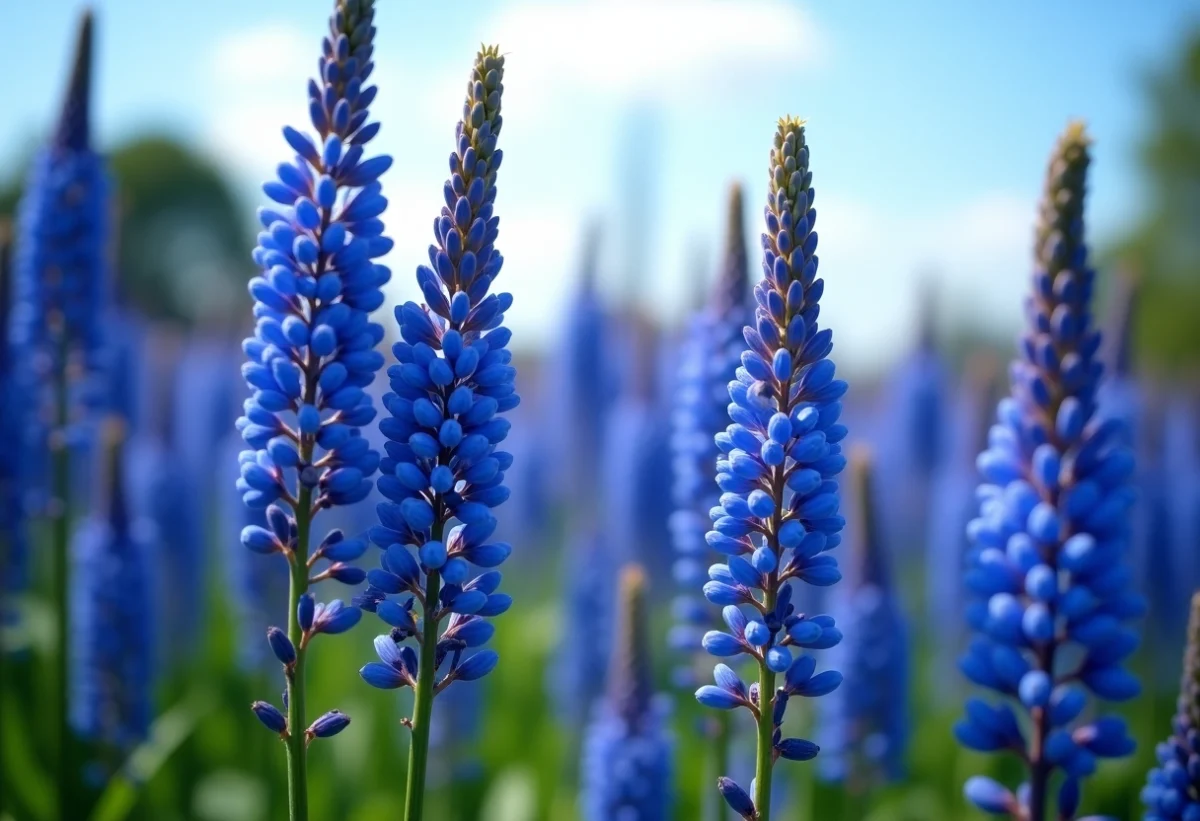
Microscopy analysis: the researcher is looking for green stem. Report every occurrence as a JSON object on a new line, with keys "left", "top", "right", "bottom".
{"left": 285, "top": 483, "right": 313, "bottom": 821}
{"left": 404, "top": 561, "right": 443, "bottom": 821}
{"left": 754, "top": 658, "right": 777, "bottom": 821}
{"left": 52, "top": 356, "right": 72, "bottom": 820}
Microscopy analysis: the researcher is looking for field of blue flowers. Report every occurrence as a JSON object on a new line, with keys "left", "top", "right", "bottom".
{"left": 2, "top": 2, "right": 1200, "bottom": 820}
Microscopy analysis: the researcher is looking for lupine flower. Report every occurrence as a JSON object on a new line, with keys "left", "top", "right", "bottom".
{"left": 670, "top": 182, "right": 751, "bottom": 688}
{"left": 818, "top": 447, "right": 908, "bottom": 787}
{"left": 902, "top": 282, "right": 947, "bottom": 477}
{"left": 549, "top": 525, "right": 615, "bottom": 728}
{"left": 925, "top": 354, "right": 1003, "bottom": 693}
{"left": 1163, "top": 393, "right": 1200, "bottom": 656}
{"left": 10, "top": 9, "right": 110, "bottom": 457}
{"left": 603, "top": 310, "right": 672, "bottom": 577}
{"left": 356, "top": 45, "right": 514, "bottom": 819}
{"left": 697, "top": 117, "right": 847, "bottom": 821}
{"left": 878, "top": 282, "right": 948, "bottom": 555}
{"left": 0, "top": 220, "right": 27, "bottom": 627}
{"left": 236, "top": 1, "right": 386, "bottom": 810}
{"left": 554, "top": 224, "right": 615, "bottom": 501}
{"left": 1142, "top": 591, "right": 1200, "bottom": 819}
{"left": 582, "top": 564, "right": 672, "bottom": 821}
{"left": 127, "top": 369, "right": 207, "bottom": 663}
{"left": 175, "top": 333, "right": 242, "bottom": 502}
{"left": 70, "top": 420, "right": 154, "bottom": 751}
{"left": 955, "top": 123, "right": 1143, "bottom": 820}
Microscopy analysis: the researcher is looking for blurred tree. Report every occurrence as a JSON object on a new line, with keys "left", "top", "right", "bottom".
{"left": 0, "top": 135, "right": 251, "bottom": 327}
{"left": 1109, "top": 26, "right": 1200, "bottom": 370}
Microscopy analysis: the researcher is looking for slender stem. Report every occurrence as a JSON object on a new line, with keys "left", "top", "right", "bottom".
{"left": 285, "top": 481, "right": 313, "bottom": 821}
{"left": 1027, "top": 643, "right": 1054, "bottom": 821}
{"left": 404, "top": 559, "right": 443, "bottom": 821}
{"left": 51, "top": 352, "right": 72, "bottom": 820}
{"left": 754, "top": 634, "right": 777, "bottom": 821}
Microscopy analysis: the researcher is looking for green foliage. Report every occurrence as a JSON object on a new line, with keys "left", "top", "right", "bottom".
{"left": 1108, "top": 25, "right": 1200, "bottom": 371}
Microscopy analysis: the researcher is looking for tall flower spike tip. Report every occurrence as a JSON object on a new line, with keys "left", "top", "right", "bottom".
{"left": 11, "top": 3, "right": 109, "bottom": 408}
{"left": 955, "top": 122, "right": 1143, "bottom": 821}
{"left": 56, "top": 9, "right": 94, "bottom": 152}
{"left": 582, "top": 564, "right": 672, "bottom": 821}
{"left": 70, "top": 417, "right": 153, "bottom": 752}
{"left": 1141, "top": 591, "right": 1200, "bottom": 819}
{"left": 696, "top": 117, "right": 847, "bottom": 821}
{"left": 818, "top": 446, "right": 907, "bottom": 787}
{"left": 357, "top": 45, "right": 514, "bottom": 821}
{"left": 238, "top": 1, "right": 387, "bottom": 816}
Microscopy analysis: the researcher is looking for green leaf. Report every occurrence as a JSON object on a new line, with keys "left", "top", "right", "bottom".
{"left": 89, "top": 689, "right": 215, "bottom": 821}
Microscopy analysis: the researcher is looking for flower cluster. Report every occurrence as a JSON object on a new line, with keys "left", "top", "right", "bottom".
{"left": 818, "top": 448, "right": 908, "bottom": 786}
{"left": 1142, "top": 591, "right": 1200, "bottom": 820}
{"left": 357, "top": 43, "right": 514, "bottom": 722}
{"left": 237, "top": 0, "right": 385, "bottom": 760}
{"left": 955, "top": 123, "right": 1143, "bottom": 820}
{"left": 0, "top": 221, "right": 26, "bottom": 625}
{"left": 582, "top": 564, "right": 672, "bottom": 821}
{"left": 10, "top": 10, "right": 109, "bottom": 500}
{"left": 696, "top": 117, "right": 847, "bottom": 821}
{"left": 550, "top": 526, "right": 615, "bottom": 727}
{"left": 10, "top": 11, "right": 109, "bottom": 391}
{"left": 70, "top": 421, "right": 153, "bottom": 751}
{"left": 669, "top": 183, "right": 751, "bottom": 687}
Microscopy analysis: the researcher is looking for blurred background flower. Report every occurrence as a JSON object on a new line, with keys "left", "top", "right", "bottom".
{"left": 1, "top": 1, "right": 1199, "bottom": 820}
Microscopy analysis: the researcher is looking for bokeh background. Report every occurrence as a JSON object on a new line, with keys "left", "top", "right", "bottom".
{"left": 2, "top": 0, "right": 1200, "bottom": 819}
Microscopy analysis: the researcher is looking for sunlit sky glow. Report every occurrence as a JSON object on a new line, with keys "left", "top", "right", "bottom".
{"left": 2, "top": 0, "right": 1196, "bottom": 372}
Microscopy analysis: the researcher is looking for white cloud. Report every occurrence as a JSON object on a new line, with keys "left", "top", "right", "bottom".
{"left": 211, "top": 24, "right": 312, "bottom": 86}
{"left": 489, "top": 0, "right": 829, "bottom": 115}
{"left": 203, "top": 24, "right": 313, "bottom": 174}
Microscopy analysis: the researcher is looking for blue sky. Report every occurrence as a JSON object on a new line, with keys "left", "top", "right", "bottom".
{"left": 2, "top": 0, "right": 1196, "bottom": 371}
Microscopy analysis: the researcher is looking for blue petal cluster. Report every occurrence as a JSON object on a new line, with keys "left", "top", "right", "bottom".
{"left": 696, "top": 117, "right": 847, "bottom": 818}
{"left": 238, "top": 0, "right": 384, "bottom": 736}
{"left": 818, "top": 449, "right": 908, "bottom": 786}
{"left": 1142, "top": 592, "right": 1200, "bottom": 820}
{"left": 582, "top": 565, "right": 672, "bottom": 821}
{"left": 0, "top": 223, "right": 27, "bottom": 625}
{"left": 70, "top": 423, "right": 153, "bottom": 750}
{"left": 955, "top": 123, "right": 1143, "bottom": 819}
{"left": 358, "top": 45, "right": 515, "bottom": 699}
{"left": 669, "top": 183, "right": 751, "bottom": 688}
{"left": 549, "top": 527, "right": 615, "bottom": 727}
{"left": 10, "top": 11, "right": 109, "bottom": 496}
{"left": 235, "top": 1, "right": 390, "bottom": 516}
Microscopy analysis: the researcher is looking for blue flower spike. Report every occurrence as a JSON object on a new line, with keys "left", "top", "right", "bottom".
{"left": 11, "top": 12, "right": 112, "bottom": 809}
{"left": 235, "top": 1, "right": 388, "bottom": 815}
{"left": 71, "top": 420, "right": 154, "bottom": 758}
{"left": 818, "top": 446, "right": 908, "bottom": 787}
{"left": 582, "top": 564, "right": 672, "bottom": 820}
{"left": 670, "top": 182, "right": 751, "bottom": 811}
{"left": 696, "top": 117, "right": 847, "bottom": 821}
{"left": 1141, "top": 591, "right": 1200, "bottom": 820}
{"left": 356, "top": 45, "right": 515, "bottom": 821}
{"left": 956, "top": 122, "right": 1143, "bottom": 821}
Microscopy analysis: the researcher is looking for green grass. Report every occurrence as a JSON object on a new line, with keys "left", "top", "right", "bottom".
{"left": 0, "top": 525, "right": 1175, "bottom": 821}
